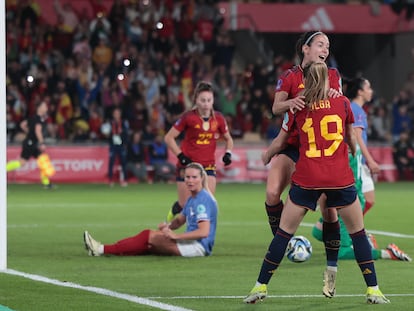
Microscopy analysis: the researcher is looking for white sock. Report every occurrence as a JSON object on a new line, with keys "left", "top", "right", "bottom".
{"left": 381, "top": 249, "right": 391, "bottom": 259}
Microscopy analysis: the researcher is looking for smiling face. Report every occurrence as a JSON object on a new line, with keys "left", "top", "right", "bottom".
{"left": 302, "top": 34, "right": 330, "bottom": 66}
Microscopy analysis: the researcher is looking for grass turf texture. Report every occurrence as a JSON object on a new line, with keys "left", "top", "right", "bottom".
{"left": 1, "top": 182, "right": 413, "bottom": 310}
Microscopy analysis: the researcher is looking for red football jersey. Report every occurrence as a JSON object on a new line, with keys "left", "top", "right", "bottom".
{"left": 173, "top": 110, "right": 229, "bottom": 167}
{"left": 282, "top": 95, "right": 355, "bottom": 188}
{"left": 275, "top": 65, "right": 342, "bottom": 147}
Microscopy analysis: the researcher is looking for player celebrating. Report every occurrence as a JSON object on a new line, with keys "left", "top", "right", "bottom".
{"left": 264, "top": 31, "right": 342, "bottom": 297}
{"left": 164, "top": 81, "right": 233, "bottom": 221}
{"left": 244, "top": 62, "right": 390, "bottom": 305}
{"left": 6, "top": 101, "right": 56, "bottom": 189}
{"left": 84, "top": 162, "right": 218, "bottom": 257}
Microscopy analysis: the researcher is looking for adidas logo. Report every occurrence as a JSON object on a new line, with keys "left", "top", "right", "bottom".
{"left": 302, "top": 8, "right": 334, "bottom": 31}
{"left": 362, "top": 268, "right": 373, "bottom": 275}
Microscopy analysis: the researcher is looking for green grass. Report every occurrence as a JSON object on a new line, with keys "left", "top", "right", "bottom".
{"left": 1, "top": 182, "right": 413, "bottom": 310}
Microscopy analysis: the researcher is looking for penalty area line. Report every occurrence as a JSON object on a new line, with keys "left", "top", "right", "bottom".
{"left": 3, "top": 269, "right": 194, "bottom": 311}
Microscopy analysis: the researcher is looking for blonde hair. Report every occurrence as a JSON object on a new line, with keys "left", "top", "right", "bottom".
{"left": 302, "top": 62, "right": 329, "bottom": 108}
{"left": 185, "top": 162, "right": 214, "bottom": 198}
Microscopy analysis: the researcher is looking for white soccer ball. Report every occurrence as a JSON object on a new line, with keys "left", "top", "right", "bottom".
{"left": 286, "top": 235, "right": 312, "bottom": 263}
{"left": 100, "top": 122, "right": 111, "bottom": 136}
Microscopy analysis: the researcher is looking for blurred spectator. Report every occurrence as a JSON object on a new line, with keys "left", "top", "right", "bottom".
{"left": 129, "top": 97, "right": 149, "bottom": 132}
{"left": 88, "top": 107, "right": 103, "bottom": 141}
{"left": 392, "top": 131, "right": 414, "bottom": 180}
{"left": 108, "top": 0, "right": 126, "bottom": 34}
{"left": 18, "top": 0, "right": 39, "bottom": 30}
{"left": 72, "top": 34, "right": 92, "bottom": 62}
{"left": 248, "top": 88, "right": 267, "bottom": 133}
{"left": 369, "top": 105, "right": 391, "bottom": 143}
{"left": 392, "top": 95, "right": 413, "bottom": 142}
{"left": 106, "top": 107, "right": 129, "bottom": 187}
{"left": 126, "top": 131, "right": 148, "bottom": 183}
{"left": 76, "top": 71, "right": 104, "bottom": 120}
{"left": 148, "top": 134, "right": 175, "bottom": 183}
{"left": 176, "top": 10, "right": 195, "bottom": 52}
{"left": 89, "top": 13, "right": 111, "bottom": 49}
{"left": 53, "top": 0, "right": 79, "bottom": 34}
{"left": 217, "top": 80, "right": 241, "bottom": 118}
{"left": 54, "top": 80, "right": 73, "bottom": 139}
{"left": 92, "top": 37, "right": 113, "bottom": 71}
{"left": 214, "top": 31, "right": 235, "bottom": 70}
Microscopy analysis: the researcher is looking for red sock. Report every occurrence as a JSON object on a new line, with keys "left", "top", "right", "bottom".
{"left": 363, "top": 202, "right": 373, "bottom": 215}
{"left": 104, "top": 229, "right": 150, "bottom": 255}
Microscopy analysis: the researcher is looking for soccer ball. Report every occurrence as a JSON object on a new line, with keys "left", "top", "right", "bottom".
{"left": 100, "top": 122, "right": 111, "bottom": 136}
{"left": 286, "top": 235, "right": 312, "bottom": 263}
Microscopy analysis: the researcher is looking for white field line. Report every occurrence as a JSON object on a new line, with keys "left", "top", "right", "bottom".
{"left": 8, "top": 221, "right": 414, "bottom": 239}
{"left": 2, "top": 269, "right": 194, "bottom": 311}
{"left": 301, "top": 222, "right": 414, "bottom": 239}
{"left": 2, "top": 269, "right": 413, "bottom": 311}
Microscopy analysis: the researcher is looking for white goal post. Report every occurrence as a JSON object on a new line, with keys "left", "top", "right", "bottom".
{"left": 1, "top": 3, "right": 8, "bottom": 270}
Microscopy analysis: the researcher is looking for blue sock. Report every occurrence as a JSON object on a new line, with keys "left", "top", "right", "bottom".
{"left": 350, "top": 229, "right": 377, "bottom": 287}
{"left": 258, "top": 228, "right": 293, "bottom": 284}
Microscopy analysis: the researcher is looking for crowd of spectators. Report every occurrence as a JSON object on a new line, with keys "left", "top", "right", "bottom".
{"left": 5, "top": 0, "right": 283, "bottom": 146}
{"left": 5, "top": 0, "right": 414, "bottom": 180}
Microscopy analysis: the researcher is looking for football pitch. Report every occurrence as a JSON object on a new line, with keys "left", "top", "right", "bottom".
{"left": 1, "top": 182, "right": 413, "bottom": 310}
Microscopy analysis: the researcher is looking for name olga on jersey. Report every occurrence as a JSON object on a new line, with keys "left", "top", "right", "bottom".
{"left": 311, "top": 100, "right": 331, "bottom": 111}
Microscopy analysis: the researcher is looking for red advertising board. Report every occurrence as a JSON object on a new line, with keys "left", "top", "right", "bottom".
{"left": 7, "top": 145, "right": 397, "bottom": 184}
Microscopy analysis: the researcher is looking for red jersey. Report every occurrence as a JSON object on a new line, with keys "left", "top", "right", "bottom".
{"left": 275, "top": 65, "right": 342, "bottom": 147}
{"left": 282, "top": 95, "right": 355, "bottom": 188}
{"left": 173, "top": 110, "right": 229, "bottom": 167}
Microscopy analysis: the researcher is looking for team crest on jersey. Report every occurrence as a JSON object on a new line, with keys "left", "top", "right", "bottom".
{"left": 202, "top": 121, "right": 210, "bottom": 131}
{"left": 298, "top": 83, "right": 304, "bottom": 89}
{"left": 195, "top": 124, "right": 200, "bottom": 129}
{"left": 211, "top": 120, "right": 218, "bottom": 131}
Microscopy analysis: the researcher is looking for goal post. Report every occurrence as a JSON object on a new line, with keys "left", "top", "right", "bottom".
{"left": 1, "top": 3, "right": 8, "bottom": 270}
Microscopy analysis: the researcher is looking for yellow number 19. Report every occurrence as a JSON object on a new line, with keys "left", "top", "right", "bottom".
{"left": 301, "top": 115, "right": 343, "bottom": 158}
